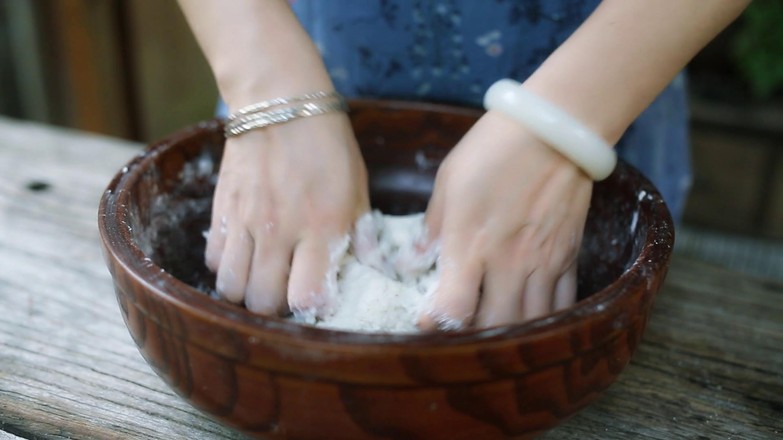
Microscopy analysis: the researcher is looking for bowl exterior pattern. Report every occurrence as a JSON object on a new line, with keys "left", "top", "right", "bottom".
{"left": 99, "top": 101, "right": 674, "bottom": 440}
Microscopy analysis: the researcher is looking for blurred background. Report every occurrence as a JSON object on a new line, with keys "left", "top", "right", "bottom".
{"left": 1, "top": 0, "right": 781, "bottom": 279}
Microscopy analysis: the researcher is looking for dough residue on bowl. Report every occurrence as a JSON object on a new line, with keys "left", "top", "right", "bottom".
{"left": 292, "top": 211, "right": 439, "bottom": 333}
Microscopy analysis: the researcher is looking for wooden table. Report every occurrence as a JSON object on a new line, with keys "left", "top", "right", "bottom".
{"left": 0, "top": 116, "right": 781, "bottom": 439}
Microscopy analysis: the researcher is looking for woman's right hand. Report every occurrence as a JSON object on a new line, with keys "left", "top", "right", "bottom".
{"left": 206, "top": 111, "right": 370, "bottom": 317}
{"left": 177, "top": 0, "right": 370, "bottom": 316}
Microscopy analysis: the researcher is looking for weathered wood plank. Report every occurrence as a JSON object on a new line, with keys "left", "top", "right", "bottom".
{"left": 0, "top": 431, "right": 24, "bottom": 440}
{"left": 0, "top": 116, "right": 780, "bottom": 439}
{"left": 0, "top": 117, "right": 244, "bottom": 440}
{"left": 544, "top": 256, "right": 783, "bottom": 439}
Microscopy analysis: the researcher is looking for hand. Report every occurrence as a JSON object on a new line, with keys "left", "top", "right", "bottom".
{"left": 205, "top": 112, "right": 369, "bottom": 316}
{"left": 419, "top": 111, "right": 593, "bottom": 330}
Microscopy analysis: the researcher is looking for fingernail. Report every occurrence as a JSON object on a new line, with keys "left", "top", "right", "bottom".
{"left": 291, "top": 306, "right": 318, "bottom": 325}
{"left": 216, "top": 268, "right": 235, "bottom": 295}
{"left": 435, "top": 315, "right": 466, "bottom": 332}
{"left": 290, "top": 290, "right": 333, "bottom": 320}
{"left": 425, "top": 309, "right": 466, "bottom": 332}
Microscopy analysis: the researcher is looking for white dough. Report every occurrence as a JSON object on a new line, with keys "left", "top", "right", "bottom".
{"left": 292, "top": 211, "right": 439, "bottom": 333}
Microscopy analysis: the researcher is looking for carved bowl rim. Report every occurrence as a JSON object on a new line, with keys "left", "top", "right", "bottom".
{"left": 98, "top": 101, "right": 674, "bottom": 352}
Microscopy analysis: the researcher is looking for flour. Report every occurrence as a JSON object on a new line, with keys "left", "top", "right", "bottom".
{"left": 292, "top": 211, "right": 439, "bottom": 333}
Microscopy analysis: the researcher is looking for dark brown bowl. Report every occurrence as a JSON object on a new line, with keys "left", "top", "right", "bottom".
{"left": 98, "top": 100, "right": 674, "bottom": 439}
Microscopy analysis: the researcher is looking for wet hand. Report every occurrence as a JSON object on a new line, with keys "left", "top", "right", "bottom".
{"left": 419, "top": 111, "right": 593, "bottom": 330}
{"left": 205, "top": 112, "right": 369, "bottom": 317}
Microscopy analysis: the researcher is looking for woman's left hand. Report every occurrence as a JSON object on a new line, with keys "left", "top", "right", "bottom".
{"left": 418, "top": 110, "right": 593, "bottom": 330}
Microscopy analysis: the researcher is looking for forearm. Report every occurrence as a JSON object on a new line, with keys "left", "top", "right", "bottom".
{"left": 177, "top": 0, "right": 333, "bottom": 110}
{"left": 523, "top": 0, "right": 750, "bottom": 144}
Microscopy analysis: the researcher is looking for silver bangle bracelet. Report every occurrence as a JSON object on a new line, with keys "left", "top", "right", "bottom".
{"left": 228, "top": 90, "right": 342, "bottom": 119}
{"left": 224, "top": 95, "right": 347, "bottom": 138}
{"left": 223, "top": 91, "right": 347, "bottom": 138}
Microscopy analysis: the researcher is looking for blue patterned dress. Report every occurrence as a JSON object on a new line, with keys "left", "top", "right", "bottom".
{"left": 221, "top": 0, "right": 692, "bottom": 221}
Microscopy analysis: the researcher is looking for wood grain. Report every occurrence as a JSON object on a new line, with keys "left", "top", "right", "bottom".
{"left": 0, "top": 117, "right": 244, "bottom": 440}
{"left": 543, "top": 256, "right": 783, "bottom": 439}
{"left": 40, "top": 0, "right": 131, "bottom": 137}
{"left": 0, "top": 430, "right": 24, "bottom": 440}
{"left": 0, "top": 116, "right": 781, "bottom": 439}
{"left": 123, "top": 0, "right": 219, "bottom": 142}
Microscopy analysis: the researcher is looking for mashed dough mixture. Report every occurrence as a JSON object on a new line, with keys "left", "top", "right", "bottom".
{"left": 292, "top": 212, "right": 439, "bottom": 333}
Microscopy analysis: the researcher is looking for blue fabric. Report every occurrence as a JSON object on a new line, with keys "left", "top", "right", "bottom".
{"left": 220, "top": 0, "right": 692, "bottom": 221}
{"left": 291, "top": 0, "right": 603, "bottom": 105}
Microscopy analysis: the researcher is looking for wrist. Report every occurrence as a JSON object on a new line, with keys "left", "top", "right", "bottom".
{"left": 216, "top": 56, "right": 336, "bottom": 112}
{"left": 224, "top": 91, "right": 347, "bottom": 138}
{"left": 520, "top": 73, "right": 630, "bottom": 146}
{"left": 484, "top": 79, "right": 617, "bottom": 181}
{"left": 207, "top": 12, "right": 334, "bottom": 111}
{"left": 181, "top": 0, "right": 336, "bottom": 112}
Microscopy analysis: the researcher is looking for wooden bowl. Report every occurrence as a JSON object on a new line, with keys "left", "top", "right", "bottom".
{"left": 98, "top": 100, "right": 674, "bottom": 439}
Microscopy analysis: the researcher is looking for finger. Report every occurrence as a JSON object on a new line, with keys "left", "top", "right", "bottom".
{"left": 205, "top": 212, "right": 228, "bottom": 272}
{"left": 205, "top": 168, "right": 234, "bottom": 272}
{"left": 423, "top": 171, "right": 448, "bottom": 241}
{"left": 417, "top": 242, "right": 483, "bottom": 331}
{"left": 552, "top": 263, "right": 578, "bottom": 311}
{"left": 521, "top": 269, "right": 558, "bottom": 321}
{"left": 392, "top": 215, "right": 440, "bottom": 279}
{"left": 287, "top": 236, "right": 335, "bottom": 319}
{"left": 475, "top": 264, "right": 527, "bottom": 328}
{"left": 215, "top": 229, "right": 253, "bottom": 303}
{"left": 244, "top": 236, "right": 292, "bottom": 316}
{"left": 351, "top": 211, "right": 383, "bottom": 270}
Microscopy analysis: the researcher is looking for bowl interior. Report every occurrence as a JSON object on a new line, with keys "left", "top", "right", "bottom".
{"left": 115, "top": 100, "right": 672, "bottom": 337}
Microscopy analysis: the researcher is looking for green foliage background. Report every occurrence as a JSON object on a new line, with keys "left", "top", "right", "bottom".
{"left": 731, "top": 0, "right": 783, "bottom": 100}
